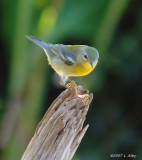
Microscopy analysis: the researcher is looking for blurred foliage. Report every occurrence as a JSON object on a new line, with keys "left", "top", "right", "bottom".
{"left": 0, "top": 0, "right": 142, "bottom": 160}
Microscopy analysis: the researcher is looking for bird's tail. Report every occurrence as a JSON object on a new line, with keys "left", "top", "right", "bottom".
{"left": 26, "top": 35, "right": 50, "bottom": 56}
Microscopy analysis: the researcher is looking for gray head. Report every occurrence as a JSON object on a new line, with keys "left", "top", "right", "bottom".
{"left": 81, "top": 46, "right": 99, "bottom": 68}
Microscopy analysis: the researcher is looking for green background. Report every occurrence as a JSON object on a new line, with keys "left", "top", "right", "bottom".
{"left": 0, "top": 0, "right": 142, "bottom": 159}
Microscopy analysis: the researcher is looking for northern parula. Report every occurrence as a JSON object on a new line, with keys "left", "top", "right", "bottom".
{"left": 26, "top": 36, "right": 99, "bottom": 90}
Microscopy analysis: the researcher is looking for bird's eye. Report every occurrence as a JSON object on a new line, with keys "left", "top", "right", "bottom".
{"left": 84, "top": 54, "right": 88, "bottom": 60}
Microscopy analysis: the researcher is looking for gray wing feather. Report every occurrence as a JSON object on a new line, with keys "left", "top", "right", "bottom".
{"left": 50, "top": 44, "right": 76, "bottom": 65}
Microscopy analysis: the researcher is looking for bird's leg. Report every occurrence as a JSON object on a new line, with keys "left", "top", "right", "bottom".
{"left": 60, "top": 82, "right": 76, "bottom": 95}
{"left": 67, "top": 78, "right": 90, "bottom": 100}
{"left": 60, "top": 76, "right": 77, "bottom": 96}
{"left": 67, "top": 78, "right": 77, "bottom": 93}
{"left": 60, "top": 79, "right": 88, "bottom": 100}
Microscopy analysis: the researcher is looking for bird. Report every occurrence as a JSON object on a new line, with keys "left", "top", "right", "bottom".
{"left": 26, "top": 35, "right": 99, "bottom": 94}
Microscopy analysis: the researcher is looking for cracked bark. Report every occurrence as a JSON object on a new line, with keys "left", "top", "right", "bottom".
{"left": 21, "top": 84, "right": 93, "bottom": 160}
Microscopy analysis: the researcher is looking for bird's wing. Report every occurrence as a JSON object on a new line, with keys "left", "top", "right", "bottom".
{"left": 49, "top": 44, "right": 76, "bottom": 65}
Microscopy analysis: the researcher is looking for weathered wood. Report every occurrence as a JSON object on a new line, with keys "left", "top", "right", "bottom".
{"left": 21, "top": 85, "right": 93, "bottom": 160}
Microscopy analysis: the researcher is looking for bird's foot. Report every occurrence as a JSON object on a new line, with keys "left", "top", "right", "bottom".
{"left": 61, "top": 79, "right": 89, "bottom": 101}
{"left": 60, "top": 81, "right": 77, "bottom": 96}
{"left": 66, "top": 80, "right": 89, "bottom": 101}
{"left": 67, "top": 79, "right": 77, "bottom": 93}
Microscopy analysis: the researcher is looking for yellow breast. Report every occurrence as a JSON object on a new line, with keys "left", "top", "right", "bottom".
{"left": 73, "top": 62, "right": 95, "bottom": 76}
{"left": 51, "top": 61, "right": 95, "bottom": 77}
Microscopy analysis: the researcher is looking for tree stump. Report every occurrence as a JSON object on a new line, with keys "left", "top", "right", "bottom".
{"left": 21, "top": 84, "right": 93, "bottom": 160}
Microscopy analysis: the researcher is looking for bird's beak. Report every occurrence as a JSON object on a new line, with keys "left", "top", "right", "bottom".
{"left": 26, "top": 35, "right": 49, "bottom": 50}
{"left": 90, "top": 59, "right": 98, "bottom": 69}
